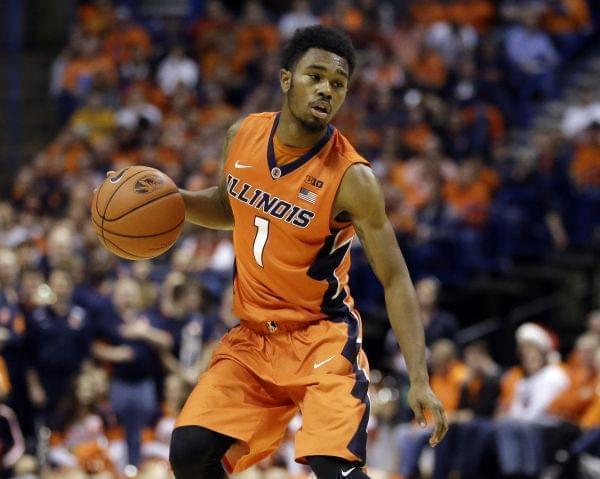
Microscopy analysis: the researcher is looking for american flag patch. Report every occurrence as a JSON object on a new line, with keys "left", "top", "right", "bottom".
{"left": 298, "top": 187, "right": 318, "bottom": 204}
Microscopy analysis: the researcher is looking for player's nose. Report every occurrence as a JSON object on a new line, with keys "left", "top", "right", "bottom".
{"left": 316, "top": 82, "right": 333, "bottom": 99}
{"left": 317, "top": 89, "right": 332, "bottom": 101}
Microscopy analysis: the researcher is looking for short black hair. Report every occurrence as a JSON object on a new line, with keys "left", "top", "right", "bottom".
{"left": 281, "top": 25, "right": 356, "bottom": 78}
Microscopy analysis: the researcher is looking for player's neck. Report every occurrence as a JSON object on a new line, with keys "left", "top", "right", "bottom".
{"left": 276, "top": 108, "right": 328, "bottom": 149}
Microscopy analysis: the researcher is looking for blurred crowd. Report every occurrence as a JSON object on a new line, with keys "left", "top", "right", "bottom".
{"left": 1, "top": 0, "right": 599, "bottom": 477}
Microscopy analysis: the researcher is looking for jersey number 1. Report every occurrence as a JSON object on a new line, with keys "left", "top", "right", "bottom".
{"left": 253, "top": 216, "right": 269, "bottom": 267}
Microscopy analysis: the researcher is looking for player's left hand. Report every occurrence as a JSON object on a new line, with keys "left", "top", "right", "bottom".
{"left": 407, "top": 382, "right": 448, "bottom": 447}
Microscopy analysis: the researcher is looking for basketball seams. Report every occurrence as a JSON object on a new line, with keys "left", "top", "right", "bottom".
{"left": 94, "top": 167, "right": 131, "bottom": 218}
{"left": 90, "top": 216, "right": 184, "bottom": 238}
{"left": 102, "top": 189, "right": 179, "bottom": 222}
{"left": 100, "top": 168, "right": 147, "bottom": 247}
{"left": 101, "top": 236, "right": 150, "bottom": 259}
{"left": 92, "top": 166, "right": 184, "bottom": 260}
{"left": 100, "top": 169, "right": 153, "bottom": 220}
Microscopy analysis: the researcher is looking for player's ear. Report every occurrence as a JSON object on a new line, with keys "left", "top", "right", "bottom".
{"left": 280, "top": 68, "right": 292, "bottom": 93}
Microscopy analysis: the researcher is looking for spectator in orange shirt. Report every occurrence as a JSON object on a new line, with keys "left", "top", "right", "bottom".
{"left": 233, "top": 1, "right": 279, "bottom": 78}
{"left": 579, "top": 347, "right": 600, "bottom": 430}
{"left": 434, "top": 341, "right": 501, "bottom": 479}
{"left": 540, "top": 333, "right": 599, "bottom": 473}
{"left": 548, "top": 333, "right": 599, "bottom": 424}
{"left": 543, "top": 0, "right": 591, "bottom": 60}
{"left": 556, "top": 347, "right": 600, "bottom": 478}
{"left": 448, "top": 0, "right": 495, "bottom": 33}
{"left": 102, "top": 7, "right": 152, "bottom": 64}
{"left": 77, "top": 0, "right": 115, "bottom": 36}
{"left": 410, "top": 0, "right": 448, "bottom": 27}
{"left": 570, "top": 123, "right": 600, "bottom": 190}
{"left": 408, "top": 45, "right": 447, "bottom": 91}
{"left": 395, "top": 340, "right": 466, "bottom": 478}
{"left": 400, "top": 107, "right": 435, "bottom": 156}
{"left": 320, "top": 0, "right": 365, "bottom": 35}
{"left": 61, "top": 33, "right": 117, "bottom": 101}
{"left": 461, "top": 102, "right": 506, "bottom": 152}
{"left": 543, "top": 0, "right": 591, "bottom": 34}
{"left": 444, "top": 158, "right": 492, "bottom": 228}
{"left": 188, "top": 0, "right": 234, "bottom": 59}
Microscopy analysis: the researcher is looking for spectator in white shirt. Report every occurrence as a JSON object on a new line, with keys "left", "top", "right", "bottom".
{"left": 116, "top": 84, "right": 162, "bottom": 132}
{"left": 157, "top": 45, "right": 200, "bottom": 95}
{"left": 495, "top": 323, "right": 569, "bottom": 478}
{"left": 562, "top": 89, "right": 600, "bottom": 138}
{"left": 426, "top": 21, "right": 478, "bottom": 66}
{"left": 278, "top": 0, "right": 319, "bottom": 40}
{"left": 504, "top": 9, "right": 559, "bottom": 126}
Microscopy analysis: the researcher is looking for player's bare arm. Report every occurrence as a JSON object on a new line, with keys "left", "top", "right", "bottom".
{"left": 178, "top": 118, "right": 244, "bottom": 230}
{"left": 333, "top": 163, "right": 449, "bottom": 447}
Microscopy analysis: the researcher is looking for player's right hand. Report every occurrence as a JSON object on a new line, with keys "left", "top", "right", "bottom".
{"left": 407, "top": 382, "right": 448, "bottom": 447}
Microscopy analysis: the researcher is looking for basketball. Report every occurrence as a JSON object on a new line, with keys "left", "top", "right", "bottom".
{"left": 91, "top": 166, "right": 185, "bottom": 260}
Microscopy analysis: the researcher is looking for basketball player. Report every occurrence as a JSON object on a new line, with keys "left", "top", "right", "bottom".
{"left": 169, "top": 26, "right": 448, "bottom": 478}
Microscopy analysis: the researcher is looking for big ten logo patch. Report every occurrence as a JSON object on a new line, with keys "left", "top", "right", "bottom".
{"left": 305, "top": 175, "right": 324, "bottom": 188}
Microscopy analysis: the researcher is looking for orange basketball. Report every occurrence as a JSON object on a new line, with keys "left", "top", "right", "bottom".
{"left": 91, "top": 166, "right": 185, "bottom": 260}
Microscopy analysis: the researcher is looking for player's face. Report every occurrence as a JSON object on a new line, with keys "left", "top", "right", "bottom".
{"left": 282, "top": 48, "right": 349, "bottom": 131}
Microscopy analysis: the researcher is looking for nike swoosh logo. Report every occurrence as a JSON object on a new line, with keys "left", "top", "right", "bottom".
{"left": 234, "top": 161, "right": 253, "bottom": 169}
{"left": 313, "top": 355, "right": 335, "bottom": 369}
{"left": 109, "top": 168, "right": 128, "bottom": 183}
{"left": 341, "top": 467, "right": 356, "bottom": 477}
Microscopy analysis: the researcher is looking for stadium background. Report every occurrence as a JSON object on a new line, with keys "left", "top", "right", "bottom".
{"left": 0, "top": 0, "right": 599, "bottom": 477}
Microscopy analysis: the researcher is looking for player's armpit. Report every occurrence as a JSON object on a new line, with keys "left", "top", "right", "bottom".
{"left": 333, "top": 163, "right": 405, "bottom": 287}
{"left": 179, "top": 118, "right": 244, "bottom": 230}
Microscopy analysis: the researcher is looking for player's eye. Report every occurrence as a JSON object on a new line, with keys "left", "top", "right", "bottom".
{"left": 310, "top": 74, "right": 320, "bottom": 81}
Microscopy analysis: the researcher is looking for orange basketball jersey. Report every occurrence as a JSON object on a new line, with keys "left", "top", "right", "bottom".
{"left": 223, "top": 112, "right": 369, "bottom": 325}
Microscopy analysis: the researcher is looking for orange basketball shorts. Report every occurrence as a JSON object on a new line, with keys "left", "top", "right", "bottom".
{"left": 175, "top": 315, "right": 370, "bottom": 474}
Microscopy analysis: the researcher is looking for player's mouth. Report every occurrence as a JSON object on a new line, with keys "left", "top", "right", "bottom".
{"left": 309, "top": 101, "right": 331, "bottom": 119}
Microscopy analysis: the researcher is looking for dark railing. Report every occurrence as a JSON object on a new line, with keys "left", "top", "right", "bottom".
{"left": 456, "top": 295, "right": 561, "bottom": 346}
{"left": 3, "top": 0, "right": 21, "bottom": 195}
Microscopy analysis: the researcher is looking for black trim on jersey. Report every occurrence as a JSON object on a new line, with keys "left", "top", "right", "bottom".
{"left": 307, "top": 231, "right": 352, "bottom": 317}
{"left": 267, "top": 112, "right": 334, "bottom": 179}
{"left": 330, "top": 312, "right": 370, "bottom": 462}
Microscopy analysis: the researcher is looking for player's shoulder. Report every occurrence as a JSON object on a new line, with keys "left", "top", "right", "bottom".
{"left": 248, "top": 111, "right": 277, "bottom": 120}
{"left": 229, "top": 112, "right": 276, "bottom": 137}
{"left": 330, "top": 128, "right": 370, "bottom": 168}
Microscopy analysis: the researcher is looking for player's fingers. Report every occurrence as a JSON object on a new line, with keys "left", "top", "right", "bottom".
{"left": 411, "top": 402, "right": 427, "bottom": 429}
{"left": 429, "top": 402, "right": 448, "bottom": 447}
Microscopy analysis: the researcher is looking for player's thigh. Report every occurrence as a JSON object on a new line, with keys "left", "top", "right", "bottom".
{"left": 176, "top": 358, "right": 273, "bottom": 438}
{"left": 296, "top": 350, "right": 370, "bottom": 464}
